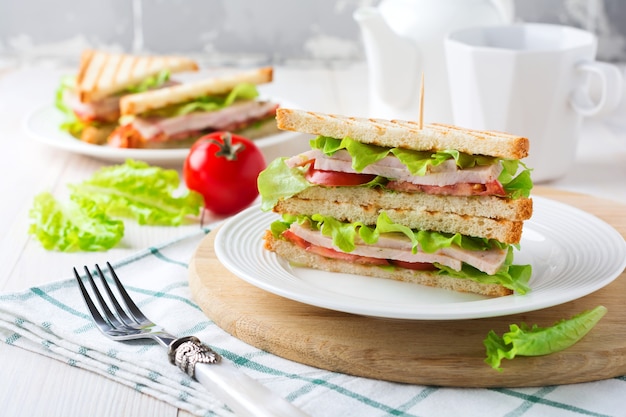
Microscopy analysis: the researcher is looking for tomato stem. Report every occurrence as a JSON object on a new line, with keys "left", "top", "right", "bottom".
{"left": 207, "top": 132, "right": 244, "bottom": 161}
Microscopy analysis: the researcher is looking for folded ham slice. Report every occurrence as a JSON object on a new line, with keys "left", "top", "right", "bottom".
{"left": 64, "top": 91, "right": 120, "bottom": 123}
{"left": 129, "top": 100, "right": 279, "bottom": 143}
{"left": 108, "top": 100, "right": 279, "bottom": 148}
{"left": 286, "top": 149, "right": 502, "bottom": 187}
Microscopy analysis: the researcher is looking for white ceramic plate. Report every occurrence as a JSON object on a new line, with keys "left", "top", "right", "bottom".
{"left": 24, "top": 103, "right": 300, "bottom": 166}
{"left": 214, "top": 196, "right": 626, "bottom": 320}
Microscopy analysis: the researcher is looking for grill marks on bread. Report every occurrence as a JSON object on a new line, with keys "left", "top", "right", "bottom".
{"left": 120, "top": 67, "right": 273, "bottom": 116}
{"left": 76, "top": 49, "right": 199, "bottom": 103}
{"left": 276, "top": 108, "right": 529, "bottom": 160}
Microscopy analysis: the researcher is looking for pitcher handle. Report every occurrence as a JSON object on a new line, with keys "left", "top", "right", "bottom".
{"left": 570, "top": 60, "right": 624, "bottom": 117}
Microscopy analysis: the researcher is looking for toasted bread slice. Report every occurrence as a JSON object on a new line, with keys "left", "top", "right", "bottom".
{"left": 76, "top": 49, "right": 199, "bottom": 103}
{"left": 292, "top": 186, "right": 533, "bottom": 221}
{"left": 276, "top": 108, "right": 529, "bottom": 160}
{"left": 273, "top": 196, "right": 525, "bottom": 244}
{"left": 264, "top": 231, "right": 512, "bottom": 297}
{"left": 120, "top": 67, "right": 273, "bottom": 116}
{"left": 272, "top": 185, "right": 531, "bottom": 244}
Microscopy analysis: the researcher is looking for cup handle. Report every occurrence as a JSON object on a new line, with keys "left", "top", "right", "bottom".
{"left": 569, "top": 61, "right": 623, "bottom": 117}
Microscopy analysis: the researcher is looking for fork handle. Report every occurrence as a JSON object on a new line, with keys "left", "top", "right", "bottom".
{"left": 169, "top": 336, "right": 310, "bottom": 417}
{"left": 195, "top": 361, "right": 311, "bottom": 417}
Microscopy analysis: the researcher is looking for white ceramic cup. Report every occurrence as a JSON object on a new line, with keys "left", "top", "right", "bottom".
{"left": 444, "top": 23, "right": 623, "bottom": 183}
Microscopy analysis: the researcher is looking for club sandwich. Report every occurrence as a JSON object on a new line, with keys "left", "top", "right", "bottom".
{"left": 108, "top": 67, "right": 279, "bottom": 148}
{"left": 258, "top": 108, "right": 534, "bottom": 297}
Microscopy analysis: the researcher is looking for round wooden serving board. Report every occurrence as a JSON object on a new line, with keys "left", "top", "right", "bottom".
{"left": 188, "top": 187, "right": 626, "bottom": 387}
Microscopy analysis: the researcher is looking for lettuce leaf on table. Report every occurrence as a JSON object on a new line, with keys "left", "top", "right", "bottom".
{"left": 69, "top": 159, "right": 203, "bottom": 226}
{"left": 29, "top": 160, "right": 204, "bottom": 251}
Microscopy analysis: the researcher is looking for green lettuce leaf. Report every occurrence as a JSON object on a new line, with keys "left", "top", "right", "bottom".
{"left": 258, "top": 157, "right": 311, "bottom": 211}
{"left": 499, "top": 160, "right": 533, "bottom": 199}
{"left": 311, "top": 136, "right": 497, "bottom": 173}
{"left": 29, "top": 160, "right": 203, "bottom": 252}
{"left": 435, "top": 247, "right": 532, "bottom": 294}
{"left": 275, "top": 213, "right": 508, "bottom": 255}
{"left": 140, "top": 82, "right": 259, "bottom": 118}
{"left": 484, "top": 305, "right": 607, "bottom": 371}
{"left": 68, "top": 159, "right": 203, "bottom": 226}
{"left": 124, "top": 69, "right": 171, "bottom": 94}
{"left": 28, "top": 192, "right": 125, "bottom": 251}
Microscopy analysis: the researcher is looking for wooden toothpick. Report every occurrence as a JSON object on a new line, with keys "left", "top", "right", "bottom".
{"left": 418, "top": 72, "right": 425, "bottom": 129}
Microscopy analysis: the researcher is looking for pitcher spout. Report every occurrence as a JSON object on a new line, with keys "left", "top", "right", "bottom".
{"left": 354, "top": 7, "right": 420, "bottom": 109}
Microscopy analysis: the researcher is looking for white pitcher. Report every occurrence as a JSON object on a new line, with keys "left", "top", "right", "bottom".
{"left": 354, "top": 0, "right": 513, "bottom": 123}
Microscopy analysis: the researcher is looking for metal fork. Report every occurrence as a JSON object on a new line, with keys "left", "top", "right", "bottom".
{"left": 74, "top": 262, "right": 310, "bottom": 417}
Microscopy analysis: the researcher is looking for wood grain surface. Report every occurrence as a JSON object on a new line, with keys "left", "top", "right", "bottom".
{"left": 188, "top": 187, "right": 626, "bottom": 388}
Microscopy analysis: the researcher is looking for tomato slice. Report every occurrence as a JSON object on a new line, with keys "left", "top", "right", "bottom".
{"left": 282, "top": 229, "right": 310, "bottom": 249}
{"left": 387, "top": 179, "right": 507, "bottom": 197}
{"left": 305, "top": 167, "right": 376, "bottom": 186}
{"left": 389, "top": 260, "right": 437, "bottom": 271}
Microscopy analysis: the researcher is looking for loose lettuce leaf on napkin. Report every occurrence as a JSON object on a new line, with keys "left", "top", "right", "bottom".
{"left": 28, "top": 192, "right": 124, "bottom": 251}
{"left": 484, "top": 305, "right": 608, "bottom": 371}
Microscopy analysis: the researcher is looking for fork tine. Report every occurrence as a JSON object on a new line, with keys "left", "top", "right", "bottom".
{"left": 82, "top": 265, "right": 125, "bottom": 329}
{"left": 73, "top": 267, "right": 114, "bottom": 334}
{"left": 94, "top": 264, "right": 135, "bottom": 327}
{"left": 106, "top": 262, "right": 151, "bottom": 325}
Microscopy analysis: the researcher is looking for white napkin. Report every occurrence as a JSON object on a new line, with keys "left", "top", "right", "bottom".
{"left": 0, "top": 228, "right": 623, "bottom": 417}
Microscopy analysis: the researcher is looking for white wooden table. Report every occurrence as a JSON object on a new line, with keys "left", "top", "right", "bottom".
{"left": 0, "top": 62, "right": 624, "bottom": 416}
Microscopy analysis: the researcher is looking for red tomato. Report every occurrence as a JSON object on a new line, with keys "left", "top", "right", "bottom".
{"left": 305, "top": 166, "right": 377, "bottom": 186}
{"left": 183, "top": 132, "right": 266, "bottom": 215}
{"left": 390, "top": 260, "right": 437, "bottom": 271}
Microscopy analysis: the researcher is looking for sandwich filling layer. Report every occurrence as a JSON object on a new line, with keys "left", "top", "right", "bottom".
{"left": 108, "top": 82, "right": 278, "bottom": 147}
{"left": 270, "top": 213, "right": 532, "bottom": 294}
{"left": 258, "top": 135, "right": 533, "bottom": 212}
{"left": 128, "top": 100, "right": 278, "bottom": 142}
{"left": 286, "top": 148, "right": 506, "bottom": 195}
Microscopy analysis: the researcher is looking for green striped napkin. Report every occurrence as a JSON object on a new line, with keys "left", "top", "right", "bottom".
{"left": 0, "top": 228, "right": 623, "bottom": 417}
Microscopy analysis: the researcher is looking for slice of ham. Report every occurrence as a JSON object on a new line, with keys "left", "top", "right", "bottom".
{"left": 129, "top": 100, "right": 278, "bottom": 143}
{"left": 285, "top": 149, "right": 502, "bottom": 187}
{"left": 283, "top": 229, "right": 391, "bottom": 265}
{"left": 287, "top": 222, "right": 507, "bottom": 275}
{"left": 65, "top": 80, "right": 180, "bottom": 124}
{"left": 65, "top": 91, "right": 120, "bottom": 123}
